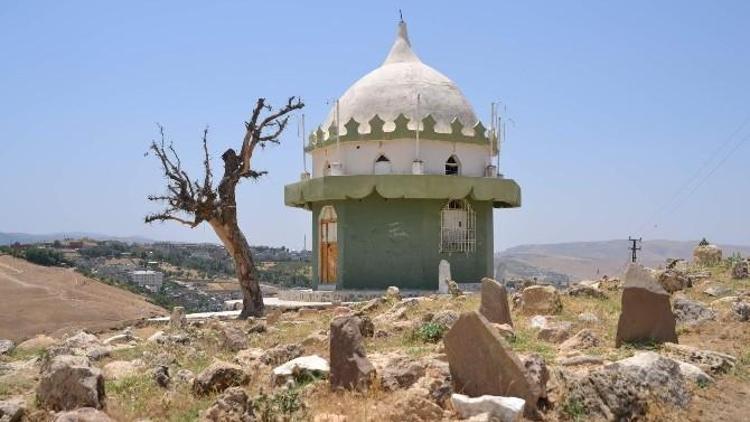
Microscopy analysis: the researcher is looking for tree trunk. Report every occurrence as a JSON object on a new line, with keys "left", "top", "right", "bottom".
{"left": 211, "top": 220, "right": 264, "bottom": 318}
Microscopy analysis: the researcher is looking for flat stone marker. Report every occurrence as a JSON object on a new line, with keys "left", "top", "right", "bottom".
{"left": 329, "top": 316, "right": 375, "bottom": 391}
{"left": 479, "top": 277, "right": 513, "bottom": 326}
{"left": 438, "top": 259, "right": 451, "bottom": 293}
{"left": 615, "top": 264, "right": 678, "bottom": 347}
{"left": 444, "top": 311, "right": 536, "bottom": 418}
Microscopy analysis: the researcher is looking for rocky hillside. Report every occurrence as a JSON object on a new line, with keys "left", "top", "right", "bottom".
{"left": 0, "top": 256, "right": 749, "bottom": 421}
{"left": 495, "top": 239, "right": 750, "bottom": 283}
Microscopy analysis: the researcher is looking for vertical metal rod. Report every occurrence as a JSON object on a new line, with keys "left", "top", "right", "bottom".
{"left": 415, "top": 93, "right": 421, "bottom": 160}
{"left": 335, "top": 100, "right": 341, "bottom": 162}
{"left": 301, "top": 113, "right": 307, "bottom": 173}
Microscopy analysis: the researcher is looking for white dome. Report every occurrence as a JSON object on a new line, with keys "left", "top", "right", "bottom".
{"left": 322, "top": 22, "right": 478, "bottom": 136}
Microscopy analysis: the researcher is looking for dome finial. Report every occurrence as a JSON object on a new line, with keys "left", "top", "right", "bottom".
{"left": 399, "top": 9, "right": 404, "bottom": 23}
{"left": 384, "top": 18, "right": 418, "bottom": 65}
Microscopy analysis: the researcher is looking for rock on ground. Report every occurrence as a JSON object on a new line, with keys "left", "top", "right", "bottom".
{"left": 658, "top": 269, "right": 691, "bottom": 293}
{"left": 329, "top": 316, "right": 375, "bottom": 391}
{"left": 201, "top": 387, "right": 254, "bottom": 422}
{"left": 731, "top": 259, "right": 749, "bottom": 279}
{"left": 519, "top": 286, "right": 562, "bottom": 315}
{"left": 618, "top": 351, "right": 712, "bottom": 385}
{"left": 380, "top": 387, "right": 443, "bottom": 422}
{"left": 170, "top": 306, "right": 187, "bottom": 330}
{"left": 559, "top": 329, "right": 600, "bottom": 352}
{"left": 451, "top": 394, "right": 525, "bottom": 421}
{"left": 432, "top": 310, "right": 460, "bottom": 329}
{"left": 560, "top": 352, "right": 690, "bottom": 421}
{"left": 0, "top": 398, "right": 25, "bottom": 422}
{"left": 272, "top": 355, "right": 330, "bottom": 386}
{"left": 479, "top": 278, "right": 513, "bottom": 326}
{"left": 536, "top": 321, "right": 572, "bottom": 344}
{"left": 0, "top": 339, "right": 15, "bottom": 356}
{"left": 53, "top": 407, "right": 114, "bottom": 422}
{"left": 373, "top": 354, "right": 427, "bottom": 391}
{"left": 673, "top": 297, "right": 716, "bottom": 325}
{"left": 192, "top": 360, "right": 249, "bottom": 396}
{"left": 385, "top": 286, "right": 401, "bottom": 301}
{"left": 259, "top": 343, "right": 304, "bottom": 366}
{"left": 662, "top": 343, "right": 737, "bottom": 374}
{"left": 36, "top": 355, "right": 105, "bottom": 411}
{"left": 16, "top": 334, "right": 57, "bottom": 351}
{"left": 732, "top": 300, "right": 750, "bottom": 321}
{"left": 218, "top": 324, "right": 248, "bottom": 352}
{"left": 567, "top": 284, "right": 606, "bottom": 299}
{"left": 693, "top": 243, "right": 722, "bottom": 266}
{"left": 443, "top": 311, "right": 537, "bottom": 418}
{"left": 615, "top": 264, "right": 677, "bottom": 347}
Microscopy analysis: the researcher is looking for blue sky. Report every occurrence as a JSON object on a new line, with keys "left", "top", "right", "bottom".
{"left": 1, "top": 1, "right": 749, "bottom": 251}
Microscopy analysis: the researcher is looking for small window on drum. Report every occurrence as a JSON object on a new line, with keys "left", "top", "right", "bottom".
{"left": 445, "top": 155, "right": 460, "bottom": 175}
{"left": 373, "top": 154, "right": 392, "bottom": 175}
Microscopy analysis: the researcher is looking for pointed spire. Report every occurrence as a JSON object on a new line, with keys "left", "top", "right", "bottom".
{"left": 383, "top": 20, "right": 420, "bottom": 65}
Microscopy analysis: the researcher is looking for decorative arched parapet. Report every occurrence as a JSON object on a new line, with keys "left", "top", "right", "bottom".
{"left": 284, "top": 174, "right": 521, "bottom": 210}
{"left": 305, "top": 113, "right": 491, "bottom": 152}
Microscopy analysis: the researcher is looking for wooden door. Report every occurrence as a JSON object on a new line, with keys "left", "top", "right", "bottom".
{"left": 319, "top": 206, "right": 338, "bottom": 285}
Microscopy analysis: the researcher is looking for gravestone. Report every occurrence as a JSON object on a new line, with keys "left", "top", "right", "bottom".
{"left": 438, "top": 260, "right": 451, "bottom": 293}
{"left": 615, "top": 264, "right": 678, "bottom": 347}
{"left": 478, "top": 278, "right": 513, "bottom": 326}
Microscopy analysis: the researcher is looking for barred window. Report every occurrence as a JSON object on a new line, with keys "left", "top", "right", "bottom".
{"left": 440, "top": 199, "right": 476, "bottom": 253}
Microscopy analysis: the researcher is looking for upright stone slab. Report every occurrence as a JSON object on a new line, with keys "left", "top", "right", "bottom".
{"left": 170, "top": 306, "right": 187, "bottom": 330}
{"left": 615, "top": 264, "right": 677, "bottom": 347}
{"left": 438, "top": 260, "right": 451, "bottom": 293}
{"left": 444, "top": 311, "right": 536, "bottom": 417}
{"left": 329, "top": 316, "right": 375, "bottom": 391}
{"left": 479, "top": 278, "right": 513, "bottom": 326}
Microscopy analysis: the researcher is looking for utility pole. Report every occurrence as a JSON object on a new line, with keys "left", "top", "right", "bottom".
{"left": 628, "top": 237, "right": 642, "bottom": 263}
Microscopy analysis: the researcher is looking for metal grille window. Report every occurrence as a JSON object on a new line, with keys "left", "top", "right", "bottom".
{"left": 440, "top": 199, "right": 476, "bottom": 253}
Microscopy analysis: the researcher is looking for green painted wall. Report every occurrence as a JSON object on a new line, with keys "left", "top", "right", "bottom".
{"left": 311, "top": 193, "right": 493, "bottom": 290}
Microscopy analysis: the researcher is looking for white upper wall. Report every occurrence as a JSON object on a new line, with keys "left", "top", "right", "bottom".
{"left": 311, "top": 139, "right": 492, "bottom": 178}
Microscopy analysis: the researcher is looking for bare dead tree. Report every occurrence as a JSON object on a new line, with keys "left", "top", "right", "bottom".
{"left": 146, "top": 97, "right": 304, "bottom": 318}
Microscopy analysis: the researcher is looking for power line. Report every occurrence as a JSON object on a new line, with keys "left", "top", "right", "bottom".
{"left": 638, "top": 114, "right": 750, "bottom": 234}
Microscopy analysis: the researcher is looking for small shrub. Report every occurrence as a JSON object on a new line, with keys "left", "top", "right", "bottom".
{"left": 413, "top": 322, "right": 447, "bottom": 343}
{"left": 562, "top": 396, "right": 586, "bottom": 421}
{"left": 253, "top": 389, "right": 305, "bottom": 421}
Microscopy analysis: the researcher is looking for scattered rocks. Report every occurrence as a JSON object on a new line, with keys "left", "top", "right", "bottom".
{"left": 16, "top": 334, "right": 57, "bottom": 352}
{"left": 219, "top": 324, "right": 248, "bottom": 352}
{"left": 451, "top": 394, "right": 525, "bottom": 422}
{"left": 615, "top": 264, "right": 677, "bottom": 347}
{"left": 479, "top": 277, "right": 513, "bottom": 326}
{"left": 491, "top": 323, "right": 515, "bottom": 340}
{"left": 234, "top": 348, "right": 264, "bottom": 367}
{"left": 673, "top": 297, "right": 716, "bottom": 325}
{"left": 146, "top": 330, "right": 165, "bottom": 343}
{"left": 375, "top": 355, "right": 427, "bottom": 391}
{"left": 567, "top": 283, "right": 606, "bottom": 299}
{"left": 102, "top": 328, "right": 136, "bottom": 346}
{"left": 170, "top": 306, "right": 187, "bottom": 330}
{"left": 385, "top": 286, "right": 401, "bottom": 301}
{"left": 443, "top": 312, "right": 537, "bottom": 418}
{"left": 53, "top": 407, "right": 114, "bottom": 422}
{"left": 536, "top": 321, "right": 572, "bottom": 344}
{"left": 657, "top": 269, "right": 691, "bottom": 293}
{"left": 432, "top": 310, "right": 460, "bottom": 329}
{"left": 329, "top": 316, "right": 375, "bottom": 391}
{"left": 519, "top": 285, "right": 562, "bottom": 315}
{"left": 302, "top": 330, "right": 329, "bottom": 346}
{"left": 560, "top": 352, "right": 690, "bottom": 421}
{"left": 731, "top": 300, "right": 750, "bottom": 321}
{"left": 732, "top": 259, "right": 749, "bottom": 279}
{"left": 383, "top": 387, "right": 443, "bottom": 422}
{"left": 260, "top": 344, "right": 304, "bottom": 366}
{"left": 192, "top": 360, "right": 249, "bottom": 396}
{"left": 693, "top": 241, "right": 722, "bottom": 266}
{"left": 36, "top": 355, "right": 105, "bottom": 411}
{"left": 557, "top": 355, "right": 604, "bottom": 366}
{"left": 0, "top": 397, "right": 25, "bottom": 422}
{"left": 360, "top": 297, "right": 385, "bottom": 313}
{"left": 662, "top": 343, "right": 737, "bottom": 374}
{"left": 448, "top": 280, "right": 463, "bottom": 297}
{"left": 0, "top": 339, "right": 14, "bottom": 356}
{"left": 559, "top": 329, "right": 600, "bottom": 352}
{"left": 153, "top": 365, "right": 170, "bottom": 388}
{"left": 272, "top": 355, "right": 330, "bottom": 386}
{"left": 201, "top": 387, "right": 254, "bottom": 422}
{"left": 174, "top": 368, "right": 195, "bottom": 385}
{"left": 618, "top": 351, "right": 712, "bottom": 385}
{"left": 703, "top": 285, "right": 731, "bottom": 297}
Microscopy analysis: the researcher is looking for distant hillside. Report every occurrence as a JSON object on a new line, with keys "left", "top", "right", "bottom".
{"left": 0, "top": 255, "right": 165, "bottom": 341}
{"left": 0, "top": 231, "right": 154, "bottom": 245}
{"left": 495, "top": 239, "right": 750, "bottom": 283}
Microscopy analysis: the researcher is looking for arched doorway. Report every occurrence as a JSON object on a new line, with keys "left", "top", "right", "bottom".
{"left": 319, "top": 205, "right": 338, "bottom": 286}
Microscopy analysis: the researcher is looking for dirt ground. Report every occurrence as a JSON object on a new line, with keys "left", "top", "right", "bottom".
{"left": 0, "top": 255, "right": 166, "bottom": 342}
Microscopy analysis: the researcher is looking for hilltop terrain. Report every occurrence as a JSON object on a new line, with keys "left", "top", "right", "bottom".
{"left": 495, "top": 239, "right": 750, "bottom": 283}
{"left": 1, "top": 253, "right": 748, "bottom": 421}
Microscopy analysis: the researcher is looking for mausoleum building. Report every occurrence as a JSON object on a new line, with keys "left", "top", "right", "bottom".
{"left": 284, "top": 21, "right": 521, "bottom": 290}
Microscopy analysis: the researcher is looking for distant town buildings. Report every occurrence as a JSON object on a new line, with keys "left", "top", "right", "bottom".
{"left": 129, "top": 270, "right": 163, "bottom": 292}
